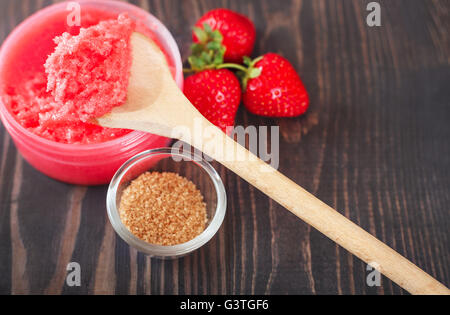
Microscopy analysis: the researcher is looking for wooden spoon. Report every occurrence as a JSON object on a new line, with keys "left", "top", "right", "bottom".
{"left": 97, "top": 33, "right": 449, "bottom": 295}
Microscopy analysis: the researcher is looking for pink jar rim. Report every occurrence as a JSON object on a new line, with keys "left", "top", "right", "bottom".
{"left": 0, "top": 0, "right": 183, "bottom": 156}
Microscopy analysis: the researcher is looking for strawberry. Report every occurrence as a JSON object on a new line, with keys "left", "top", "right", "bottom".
{"left": 193, "top": 8, "right": 256, "bottom": 63}
{"left": 227, "top": 54, "right": 309, "bottom": 117}
{"left": 183, "top": 69, "right": 241, "bottom": 132}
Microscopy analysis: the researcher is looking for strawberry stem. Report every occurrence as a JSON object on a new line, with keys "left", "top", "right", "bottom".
{"left": 217, "top": 63, "right": 248, "bottom": 72}
{"left": 218, "top": 56, "right": 264, "bottom": 90}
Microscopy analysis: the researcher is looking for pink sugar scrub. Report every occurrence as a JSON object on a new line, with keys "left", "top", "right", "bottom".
{"left": 45, "top": 14, "right": 134, "bottom": 124}
{"left": 2, "top": 13, "right": 139, "bottom": 144}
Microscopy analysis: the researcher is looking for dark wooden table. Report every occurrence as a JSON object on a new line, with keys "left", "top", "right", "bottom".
{"left": 0, "top": 0, "right": 448, "bottom": 295}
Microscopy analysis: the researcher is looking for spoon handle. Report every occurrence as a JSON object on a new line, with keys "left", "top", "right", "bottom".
{"left": 184, "top": 120, "right": 449, "bottom": 295}
{"left": 99, "top": 32, "right": 448, "bottom": 294}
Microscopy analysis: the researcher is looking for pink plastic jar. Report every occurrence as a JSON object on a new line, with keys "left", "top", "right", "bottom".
{"left": 0, "top": 0, "right": 183, "bottom": 185}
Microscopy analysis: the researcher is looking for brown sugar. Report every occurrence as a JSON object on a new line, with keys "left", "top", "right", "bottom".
{"left": 118, "top": 172, "right": 207, "bottom": 246}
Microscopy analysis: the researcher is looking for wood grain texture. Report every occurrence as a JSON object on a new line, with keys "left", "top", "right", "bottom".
{"left": 0, "top": 0, "right": 448, "bottom": 295}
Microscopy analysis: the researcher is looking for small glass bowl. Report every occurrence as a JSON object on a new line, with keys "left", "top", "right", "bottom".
{"left": 106, "top": 148, "right": 227, "bottom": 258}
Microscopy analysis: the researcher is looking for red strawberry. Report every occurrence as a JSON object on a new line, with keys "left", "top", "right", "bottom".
{"left": 184, "top": 69, "right": 241, "bottom": 132}
{"left": 193, "top": 8, "right": 256, "bottom": 63}
{"left": 240, "top": 54, "right": 309, "bottom": 117}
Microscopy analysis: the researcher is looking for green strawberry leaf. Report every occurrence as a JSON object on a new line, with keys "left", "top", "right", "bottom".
{"left": 190, "top": 43, "right": 204, "bottom": 55}
{"left": 203, "top": 23, "right": 213, "bottom": 34}
{"left": 201, "top": 51, "right": 212, "bottom": 64}
{"left": 211, "top": 30, "right": 223, "bottom": 43}
{"left": 206, "top": 41, "right": 221, "bottom": 51}
{"left": 243, "top": 56, "right": 253, "bottom": 66}
{"left": 193, "top": 26, "right": 208, "bottom": 44}
{"left": 213, "top": 47, "right": 226, "bottom": 65}
{"left": 188, "top": 56, "right": 205, "bottom": 72}
{"left": 248, "top": 67, "right": 262, "bottom": 79}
